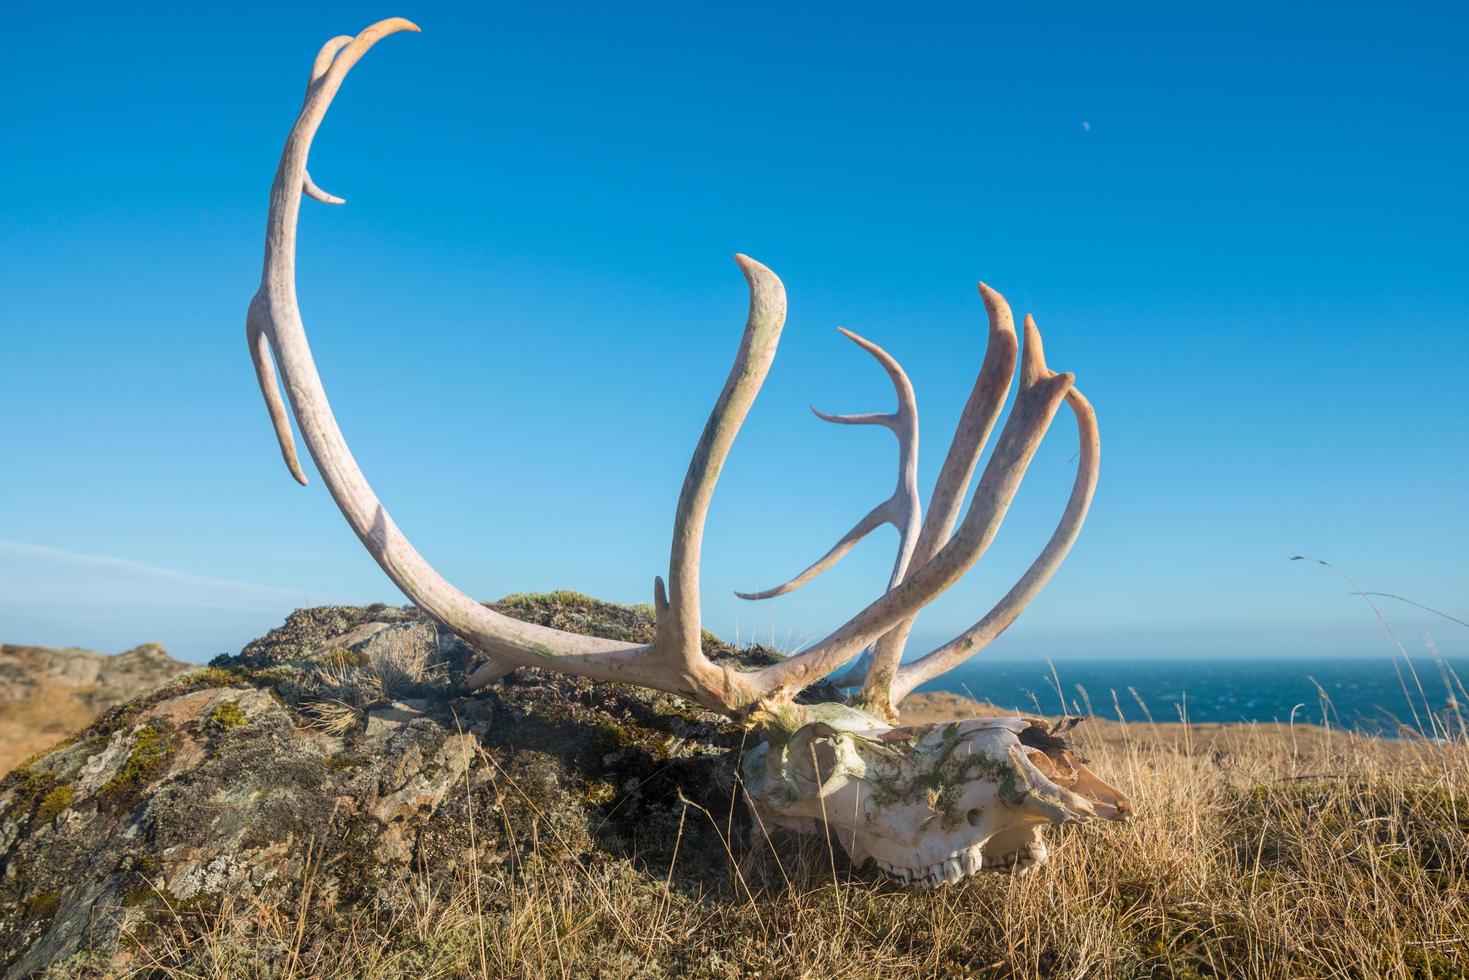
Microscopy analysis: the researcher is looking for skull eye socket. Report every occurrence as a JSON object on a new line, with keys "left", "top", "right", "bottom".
{"left": 966, "top": 808, "right": 983, "bottom": 827}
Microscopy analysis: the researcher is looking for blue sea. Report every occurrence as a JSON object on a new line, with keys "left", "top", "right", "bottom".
{"left": 921, "top": 656, "right": 1469, "bottom": 735}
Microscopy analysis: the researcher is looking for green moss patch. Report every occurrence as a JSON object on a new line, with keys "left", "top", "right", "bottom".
{"left": 21, "top": 890, "right": 60, "bottom": 923}
{"left": 208, "top": 701, "right": 247, "bottom": 732}
{"left": 98, "top": 723, "right": 177, "bottom": 808}
{"left": 34, "top": 784, "right": 74, "bottom": 824}
{"left": 317, "top": 647, "right": 371, "bottom": 669}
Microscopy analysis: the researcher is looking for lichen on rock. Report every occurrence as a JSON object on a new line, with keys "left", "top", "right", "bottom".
{"left": 0, "top": 593, "right": 820, "bottom": 978}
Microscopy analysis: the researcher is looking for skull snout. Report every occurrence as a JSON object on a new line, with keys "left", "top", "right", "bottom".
{"left": 1016, "top": 723, "right": 1132, "bottom": 822}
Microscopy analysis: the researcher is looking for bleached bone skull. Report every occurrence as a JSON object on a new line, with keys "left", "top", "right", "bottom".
{"left": 743, "top": 705, "right": 1130, "bottom": 886}
{"left": 247, "top": 20, "right": 1133, "bottom": 894}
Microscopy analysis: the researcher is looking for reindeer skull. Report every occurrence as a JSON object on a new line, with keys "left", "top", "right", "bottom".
{"left": 249, "top": 19, "right": 1132, "bottom": 891}
{"left": 743, "top": 705, "right": 1130, "bottom": 886}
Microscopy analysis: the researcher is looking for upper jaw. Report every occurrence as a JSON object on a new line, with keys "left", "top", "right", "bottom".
{"left": 873, "top": 838, "right": 1048, "bottom": 887}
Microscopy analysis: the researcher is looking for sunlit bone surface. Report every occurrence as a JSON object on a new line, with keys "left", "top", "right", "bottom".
{"left": 245, "top": 17, "right": 1132, "bottom": 890}
{"left": 743, "top": 705, "right": 1130, "bottom": 886}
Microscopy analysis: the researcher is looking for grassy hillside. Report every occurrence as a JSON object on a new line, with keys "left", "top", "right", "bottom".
{"left": 0, "top": 642, "right": 189, "bottom": 775}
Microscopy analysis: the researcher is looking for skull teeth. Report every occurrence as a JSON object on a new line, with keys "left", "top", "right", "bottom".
{"left": 875, "top": 841, "right": 1046, "bottom": 887}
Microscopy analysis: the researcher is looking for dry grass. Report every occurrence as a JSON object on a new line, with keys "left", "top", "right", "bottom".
{"left": 368, "top": 631, "right": 433, "bottom": 696}
{"left": 299, "top": 634, "right": 437, "bottom": 735}
{"left": 94, "top": 715, "right": 1468, "bottom": 980}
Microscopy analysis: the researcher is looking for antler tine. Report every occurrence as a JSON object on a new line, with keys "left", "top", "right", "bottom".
{"left": 909, "top": 285, "right": 1019, "bottom": 561}
{"left": 890, "top": 361, "right": 1099, "bottom": 702}
{"left": 855, "top": 284, "right": 1018, "bottom": 714}
{"left": 245, "top": 19, "right": 780, "bottom": 715}
{"left": 735, "top": 328, "right": 921, "bottom": 601}
{"left": 749, "top": 314, "right": 1075, "bottom": 702}
{"left": 652, "top": 255, "right": 787, "bottom": 686}
{"left": 247, "top": 18, "right": 419, "bottom": 488}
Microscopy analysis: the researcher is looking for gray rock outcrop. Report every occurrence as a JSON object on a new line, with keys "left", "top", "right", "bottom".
{"left": 0, "top": 594, "right": 833, "bottom": 977}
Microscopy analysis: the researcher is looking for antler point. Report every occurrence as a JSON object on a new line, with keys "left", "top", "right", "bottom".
{"left": 733, "top": 252, "right": 778, "bottom": 286}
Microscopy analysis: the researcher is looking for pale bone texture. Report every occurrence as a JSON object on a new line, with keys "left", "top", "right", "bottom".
{"left": 736, "top": 328, "right": 921, "bottom": 604}
{"left": 751, "top": 291, "right": 1101, "bottom": 720}
{"left": 245, "top": 18, "right": 1126, "bottom": 884}
{"left": 743, "top": 705, "right": 1130, "bottom": 886}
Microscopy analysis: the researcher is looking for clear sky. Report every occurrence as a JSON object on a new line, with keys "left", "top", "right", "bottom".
{"left": 1, "top": 2, "right": 1465, "bottom": 666}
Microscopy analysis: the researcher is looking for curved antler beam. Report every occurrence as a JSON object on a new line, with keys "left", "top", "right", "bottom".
{"left": 889, "top": 375, "right": 1099, "bottom": 702}
{"left": 244, "top": 18, "right": 782, "bottom": 713}
{"left": 736, "top": 328, "right": 920, "bottom": 601}
{"left": 652, "top": 254, "right": 786, "bottom": 693}
{"left": 855, "top": 284, "right": 1019, "bottom": 714}
{"left": 750, "top": 316, "right": 1075, "bottom": 702}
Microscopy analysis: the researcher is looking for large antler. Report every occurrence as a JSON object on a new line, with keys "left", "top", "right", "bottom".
{"left": 247, "top": 19, "right": 1098, "bottom": 729}
{"left": 246, "top": 18, "right": 784, "bottom": 715}
{"left": 737, "top": 289, "right": 1098, "bottom": 718}
{"left": 736, "top": 328, "right": 921, "bottom": 602}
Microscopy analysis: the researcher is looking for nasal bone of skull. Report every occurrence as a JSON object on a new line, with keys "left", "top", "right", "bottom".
{"left": 1016, "top": 734, "right": 1132, "bottom": 822}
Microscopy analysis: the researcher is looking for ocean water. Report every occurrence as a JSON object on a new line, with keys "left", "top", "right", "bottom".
{"left": 920, "top": 655, "right": 1469, "bottom": 735}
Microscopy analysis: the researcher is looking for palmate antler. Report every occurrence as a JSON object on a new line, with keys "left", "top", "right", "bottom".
{"left": 247, "top": 19, "right": 1098, "bottom": 729}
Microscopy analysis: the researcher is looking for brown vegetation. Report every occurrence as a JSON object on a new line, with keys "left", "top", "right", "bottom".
{"left": 4, "top": 599, "right": 1464, "bottom": 978}
{"left": 0, "top": 643, "right": 188, "bottom": 775}
{"left": 67, "top": 701, "right": 1469, "bottom": 978}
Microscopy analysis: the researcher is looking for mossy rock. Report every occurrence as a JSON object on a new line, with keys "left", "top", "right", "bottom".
{"left": 0, "top": 592, "right": 835, "bottom": 977}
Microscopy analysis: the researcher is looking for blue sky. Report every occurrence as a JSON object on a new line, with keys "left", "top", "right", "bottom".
{"left": 1, "top": 2, "right": 1465, "bottom": 665}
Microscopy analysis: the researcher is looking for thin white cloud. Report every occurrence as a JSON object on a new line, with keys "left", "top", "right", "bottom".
{"left": 0, "top": 538, "right": 341, "bottom": 614}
